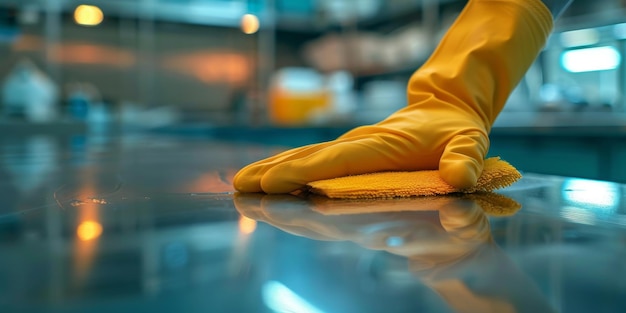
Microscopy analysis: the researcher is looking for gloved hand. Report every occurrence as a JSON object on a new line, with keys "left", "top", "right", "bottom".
{"left": 234, "top": 0, "right": 553, "bottom": 194}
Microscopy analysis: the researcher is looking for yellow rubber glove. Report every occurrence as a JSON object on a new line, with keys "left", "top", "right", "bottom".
{"left": 234, "top": 0, "right": 553, "bottom": 194}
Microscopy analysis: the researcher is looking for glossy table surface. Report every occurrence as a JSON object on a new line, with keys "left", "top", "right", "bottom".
{"left": 1, "top": 133, "right": 625, "bottom": 313}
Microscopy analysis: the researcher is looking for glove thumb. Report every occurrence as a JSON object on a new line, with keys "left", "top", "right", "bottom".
{"left": 439, "top": 132, "right": 489, "bottom": 190}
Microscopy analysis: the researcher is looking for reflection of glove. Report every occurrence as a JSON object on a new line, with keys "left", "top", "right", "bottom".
{"left": 234, "top": 0, "right": 553, "bottom": 194}
{"left": 233, "top": 193, "right": 555, "bottom": 312}
{"left": 233, "top": 192, "right": 519, "bottom": 255}
{"left": 234, "top": 192, "right": 554, "bottom": 313}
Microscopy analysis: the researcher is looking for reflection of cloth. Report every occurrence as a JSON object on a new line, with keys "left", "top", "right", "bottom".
{"left": 310, "top": 192, "right": 520, "bottom": 218}
{"left": 308, "top": 157, "right": 521, "bottom": 199}
{"left": 234, "top": 193, "right": 555, "bottom": 313}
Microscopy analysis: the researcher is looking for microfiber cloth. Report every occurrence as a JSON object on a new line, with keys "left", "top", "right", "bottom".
{"left": 307, "top": 157, "right": 521, "bottom": 199}
{"left": 310, "top": 192, "right": 522, "bottom": 217}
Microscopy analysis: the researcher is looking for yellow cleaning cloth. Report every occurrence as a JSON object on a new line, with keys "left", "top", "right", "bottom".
{"left": 307, "top": 157, "right": 521, "bottom": 199}
{"left": 311, "top": 192, "right": 521, "bottom": 217}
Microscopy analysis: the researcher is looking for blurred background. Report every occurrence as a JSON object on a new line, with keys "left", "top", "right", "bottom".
{"left": 1, "top": 3, "right": 626, "bottom": 312}
{"left": 1, "top": 0, "right": 626, "bottom": 181}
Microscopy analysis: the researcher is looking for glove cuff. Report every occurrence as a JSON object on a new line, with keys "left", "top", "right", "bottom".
{"left": 408, "top": 0, "right": 554, "bottom": 129}
{"left": 507, "top": 0, "right": 554, "bottom": 36}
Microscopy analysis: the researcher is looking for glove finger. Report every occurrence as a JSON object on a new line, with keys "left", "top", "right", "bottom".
{"left": 438, "top": 131, "right": 489, "bottom": 190}
{"left": 250, "top": 143, "right": 320, "bottom": 163}
{"left": 260, "top": 134, "right": 431, "bottom": 194}
{"left": 234, "top": 142, "right": 335, "bottom": 192}
{"left": 255, "top": 126, "right": 381, "bottom": 166}
{"left": 234, "top": 133, "right": 379, "bottom": 192}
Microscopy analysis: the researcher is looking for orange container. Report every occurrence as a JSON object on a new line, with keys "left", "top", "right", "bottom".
{"left": 269, "top": 88, "right": 330, "bottom": 125}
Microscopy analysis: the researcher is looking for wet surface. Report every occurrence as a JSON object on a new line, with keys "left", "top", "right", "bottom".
{"left": 0, "top": 133, "right": 625, "bottom": 313}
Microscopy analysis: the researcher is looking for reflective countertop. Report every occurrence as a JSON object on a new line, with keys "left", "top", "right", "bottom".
{"left": 1, "top": 133, "right": 625, "bottom": 313}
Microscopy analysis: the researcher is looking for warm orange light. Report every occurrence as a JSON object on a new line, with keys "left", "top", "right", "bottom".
{"left": 74, "top": 5, "right": 104, "bottom": 26}
{"left": 51, "top": 43, "right": 136, "bottom": 68}
{"left": 240, "top": 14, "right": 260, "bottom": 34}
{"left": 77, "top": 221, "right": 103, "bottom": 241}
{"left": 162, "top": 51, "right": 251, "bottom": 84}
{"left": 238, "top": 215, "right": 257, "bottom": 235}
